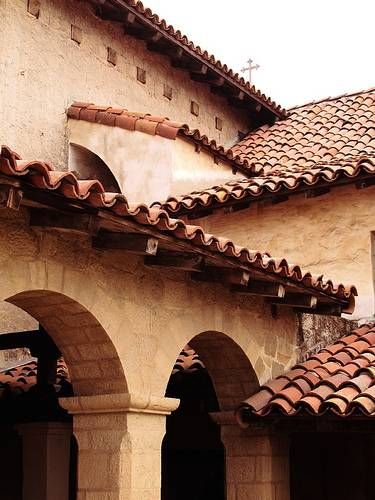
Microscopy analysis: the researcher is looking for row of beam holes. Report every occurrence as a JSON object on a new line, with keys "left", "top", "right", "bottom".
{"left": 27, "top": 0, "right": 224, "bottom": 132}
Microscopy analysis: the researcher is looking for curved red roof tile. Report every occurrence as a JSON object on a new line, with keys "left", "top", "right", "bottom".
{"left": 67, "top": 102, "right": 253, "bottom": 174}
{"left": 0, "top": 145, "right": 357, "bottom": 309}
{"left": 152, "top": 155, "right": 375, "bottom": 216}
{"left": 238, "top": 324, "right": 375, "bottom": 422}
{"left": 0, "top": 359, "right": 69, "bottom": 394}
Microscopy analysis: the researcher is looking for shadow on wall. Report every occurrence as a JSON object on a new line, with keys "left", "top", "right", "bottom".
{"left": 69, "top": 143, "right": 121, "bottom": 193}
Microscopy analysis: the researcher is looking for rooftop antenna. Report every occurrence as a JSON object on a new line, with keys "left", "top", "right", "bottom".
{"left": 241, "top": 58, "right": 260, "bottom": 85}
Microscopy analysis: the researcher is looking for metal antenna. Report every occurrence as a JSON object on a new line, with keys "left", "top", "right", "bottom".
{"left": 241, "top": 58, "right": 260, "bottom": 85}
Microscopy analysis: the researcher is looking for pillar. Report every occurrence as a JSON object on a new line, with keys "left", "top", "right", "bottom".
{"left": 212, "top": 411, "right": 290, "bottom": 500}
{"left": 16, "top": 422, "right": 72, "bottom": 500}
{"left": 60, "top": 393, "right": 179, "bottom": 500}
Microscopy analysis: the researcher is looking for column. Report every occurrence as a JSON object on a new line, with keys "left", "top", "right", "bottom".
{"left": 16, "top": 422, "right": 72, "bottom": 500}
{"left": 212, "top": 411, "right": 290, "bottom": 500}
{"left": 60, "top": 392, "right": 179, "bottom": 500}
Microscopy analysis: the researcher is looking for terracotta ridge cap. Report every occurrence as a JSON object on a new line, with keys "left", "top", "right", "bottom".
{"left": 67, "top": 102, "right": 254, "bottom": 173}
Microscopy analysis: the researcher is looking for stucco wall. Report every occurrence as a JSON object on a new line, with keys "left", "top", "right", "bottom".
{"left": 0, "top": 206, "right": 298, "bottom": 399}
{"left": 194, "top": 184, "right": 375, "bottom": 319}
{"left": 68, "top": 120, "right": 236, "bottom": 204}
{"left": 1, "top": 0, "right": 251, "bottom": 170}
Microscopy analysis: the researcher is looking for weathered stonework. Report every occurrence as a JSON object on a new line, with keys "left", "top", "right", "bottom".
{"left": 0, "top": 205, "right": 299, "bottom": 499}
{"left": 1, "top": 0, "right": 251, "bottom": 171}
{"left": 297, "top": 313, "right": 357, "bottom": 362}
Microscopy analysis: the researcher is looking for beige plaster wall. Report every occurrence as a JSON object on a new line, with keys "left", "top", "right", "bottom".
{"left": 194, "top": 184, "right": 375, "bottom": 319}
{"left": 68, "top": 120, "right": 235, "bottom": 204}
{"left": 1, "top": 0, "right": 251, "bottom": 170}
{"left": 0, "top": 207, "right": 298, "bottom": 399}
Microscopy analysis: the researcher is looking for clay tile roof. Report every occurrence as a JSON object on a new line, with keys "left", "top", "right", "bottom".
{"left": 233, "top": 88, "right": 375, "bottom": 173}
{"left": 153, "top": 154, "right": 375, "bottom": 216}
{"left": 0, "top": 145, "right": 357, "bottom": 309}
{"left": 238, "top": 324, "right": 375, "bottom": 422}
{"left": 0, "top": 358, "right": 69, "bottom": 394}
{"left": 153, "top": 88, "right": 375, "bottom": 217}
{"left": 67, "top": 102, "right": 253, "bottom": 174}
{"left": 90, "top": 1, "right": 286, "bottom": 121}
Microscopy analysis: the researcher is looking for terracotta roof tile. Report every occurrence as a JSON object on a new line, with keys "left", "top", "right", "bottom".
{"left": 0, "top": 359, "right": 69, "bottom": 395}
{"left": 153, "top": 155, "right": 375, "bottom": 216}
{"left": 238, "top": 324, "right": 375, "bottom": 421}
{"left": 154, "top": 89, "right": 375, "bottom": 217}
{"left": 67, "top": 103, "right": 253, "bottom": 174}
{"left": 0, "top": 145, "right": 357, "bottom": 309}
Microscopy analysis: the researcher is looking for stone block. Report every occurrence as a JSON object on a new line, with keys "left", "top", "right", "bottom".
{"left": 227, "top": 456, "right": 256, "bottom": 484}
{"left": 237, "top": 483, "right": 275, "bottom": 500}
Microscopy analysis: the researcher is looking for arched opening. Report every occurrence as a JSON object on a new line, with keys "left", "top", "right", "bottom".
{"left": 69, "top": 143, "right": 121, "bottom": 193}
{"left": 0, "top": 291, "right": 127, "bottom": 500}
{"left": 162, "top": 331, "right": 259, "bottom": 500}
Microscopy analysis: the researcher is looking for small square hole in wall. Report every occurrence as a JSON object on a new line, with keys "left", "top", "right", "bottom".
{"left": 190, "top": 101, "right": 199, "bottom": 117}
{"left": 163, "top": 84, "right": 173, "bottom": 100}
{"left": 71, "top": 25, "right": 82, "bottom": 45}
{"left": 215, "top": 117, "right": 223, "bottom": 131}
{"left": 107, "top": 47, "right": 117, "bottom": 66}
{"left": 27, "top": 0, "right": 41, "bottom": 18}
{"left": 137, "top": 67, "right": 146, "bottom": 84}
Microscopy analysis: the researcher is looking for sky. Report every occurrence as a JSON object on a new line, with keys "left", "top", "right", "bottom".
{"left": 143, "top": 0, "right": 375, "bottom": 109}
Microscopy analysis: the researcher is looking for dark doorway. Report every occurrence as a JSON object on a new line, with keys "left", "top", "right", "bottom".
{"left": 162, "top": 364, "right": 225, "bottom": 500}
{"left": 290, "top": 432, "right": 375, "bottom": 500}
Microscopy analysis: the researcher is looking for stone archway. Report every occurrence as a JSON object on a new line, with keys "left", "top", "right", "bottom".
{"left": 2, "top": 289, "right": 130, "bottom": 500}
{"left": 162, "top": 331, "right": 260, "bottom": 500}
{"left": 6, "top": 289, "right": 128, "bottom": 396}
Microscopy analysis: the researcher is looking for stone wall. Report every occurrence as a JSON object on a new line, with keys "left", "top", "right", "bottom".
{"left": 1, "top": 0, "right": 251, "bottom": 170}
{"left": 0, "top": 206, "right": 298, "bottom": 397}
{"left": 194, "top": 184, "right": 375, "bottom": 319}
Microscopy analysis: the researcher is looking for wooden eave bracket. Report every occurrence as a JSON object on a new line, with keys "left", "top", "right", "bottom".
{"left": 0, "top": 182, "right": 23, "bottom": 210}
{"left": 145, "top": 252, "right": 204, "bottom": 272}
{"left": 29, "top": 208, "right": 100, "bottom": 235}
{"left": 93, "top": 231, "right": 158, "bottom": 255}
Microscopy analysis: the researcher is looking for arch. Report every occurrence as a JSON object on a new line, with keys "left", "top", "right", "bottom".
{"left": 6, "top": 290, "right": 128, "bottom": 396}
{"left": 69, "top": 143, "right": 121, "bottom": 193}
{"left": 171, "top": 331, "right": 260, "bottom": 411}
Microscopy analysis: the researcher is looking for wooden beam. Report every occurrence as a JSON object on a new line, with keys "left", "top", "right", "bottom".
{"left": 305, "top": 186, "right": 331, "bottom": 198}
{"left": 145, "top": 253, "right": 204, "bottom": 272}
{"left": 192, "top": 268, "right": 250, "bottom": 286}
{"left": 268, "top": 293, "right": 318, "bottom": 309}
{"left": 29, "top": 208, "right": 100, "bottom": 234}
{"left": 190, "top": 64, "right": 208, "bottom": 81}
{"left": 0, "top": 184, "right": 23, "bottom": 210}
{"left": 93, "top": 231, "right": 158, "bottom": 255}
{"left": 210, "top": 76, "right": 225, "bottom": 89}
{"left": 232, "top": 281, "right": 286, "bottom": 298}
{"left": 296, "top": 303, "right": 343, "bottom": 316}
{"left": 355, "top": 177, "right": 375, "bottom": 189}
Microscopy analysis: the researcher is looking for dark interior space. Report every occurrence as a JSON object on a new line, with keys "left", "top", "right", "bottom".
{"left": 291, "top": 431, "right": 375, "bottom": 500}
{"left": 162, "top": 367, "right": 226, "bottom": 500}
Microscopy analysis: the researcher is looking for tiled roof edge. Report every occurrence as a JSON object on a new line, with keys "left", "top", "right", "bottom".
{"left": 151, "top": 155, "right": 375, "bottom": 216}
{"left": 67, "top": 102, "right": 254, "bottom": 174}
{"left": 90, "top": 0, "right": 287, "bottom": 118}
{"left": 288, "top": 86, "right": 375, "bottom": 112}
{"left": 0, "top": 145, "right": 357, "bottom": 308}
{"left": 237, "top": 323, "right": 375, "bottom": 422}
